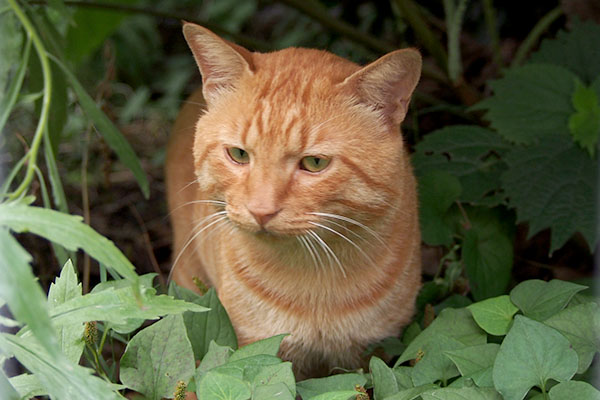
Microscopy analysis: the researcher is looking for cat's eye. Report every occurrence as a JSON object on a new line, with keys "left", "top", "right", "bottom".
{"left": 300, "top": 156, "right": 330, "bottom": 173}
{"left": 227, "top": 147, "right": 250, "bottom": 164}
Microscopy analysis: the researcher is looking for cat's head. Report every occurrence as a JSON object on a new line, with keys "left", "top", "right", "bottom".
{"left": 183, "top": 23, "right": 421, "bottom": 238}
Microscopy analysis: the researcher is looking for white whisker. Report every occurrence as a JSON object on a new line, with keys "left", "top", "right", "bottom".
{"left": 308, "top": 230, "right": 346, "bottom": 278}
{"left": 309, "top": 212, "right": 386, "bottom": 246}
{"left": 308, "top": 221, "right": 374, "bottom": 266}
{"left": 168, "top": 199, "right": 226, "bottom": 217}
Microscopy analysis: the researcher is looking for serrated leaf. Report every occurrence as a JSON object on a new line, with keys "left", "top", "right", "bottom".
{"left": 49, "top": 54, "right": 149, "bottom": 198}
{"left": 47, "top": 260, "right": 85, "bottom": 364}
{"left": 421, "top": 386, "right": 502, "bottom": 400}
{"left": 169, "top": 284, "right": 237, "bottom": 360}
{"left": 252, "top": 382, "right": 294, "bottom": 400}
{"left": 296, "top": 373, "right": 367, "bottom": 400}
{"left": 230, "top": 334, "right": 287, "bottom": 362}
{"left": 370, "top": 356, "right": 398, "bottom": 400}
{"left": 8, "top": 373, "right": 45, "bottom": 399}
{"left": 197, "top": 370, "right": 251, "bottom": 400}
{"left": 530, "top": 19, "right": 600, "bottom": 84}
{"left": 49, "top": 285, "right": 207, "bottom": 328}
{"left": 444, "top": 343, "right": 499, "bottom": 377}
{"left": 548, "top": 381, "right": 600, "bottom": 400}
{"left": 510, "top": 279, "right": 587, "bottom": 321}
{"left": 0, "top": 204, "right": 138, "bottom": 282}
{"left": 417, "top": 170, "right": 461, "bottom": 246}
{"left": 396, "top": 308, "right": 486, "bottom": 366}
{"left": 0, "top": 229, "right": 58, "bottom": 357}
{"left": 501, "top": 134, "right": 598, "bottom": 253}
{"left": 544, "top": 302, "right": 600, "bottom": 373}
{"left": 473, "top": 64, "right": 577, "bottom": 144}
{"left": 0, "top": 369, "right": 19, "bottom": 400}
{"left": 467, "top": 295, "right": 519, "bottom": 335}
{"left": 569, "top": 79, "right": 600, "bottom": 156}
{"left": 0, "top": 333, "right": 122, "bottom": 399}
{"left": 197, "top": 341, "right": 234, "bottom": 381}
{"left": 120, "top": 314, "right": 195, "bottom": 400}
{"left": 492, "top": 315, "right": 578, "bottom": 400}
{"left": 413, "top": 125, "right": 511, "bottom": 204}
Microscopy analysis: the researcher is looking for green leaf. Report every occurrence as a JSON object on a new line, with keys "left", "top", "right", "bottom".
{"left": 492, "top": 315, "right": 578, "bottom": 400}
{"left": 49, "top": 54, "right": 149, "bottom": 198}
{"left": 544, "top": 302, "right": 600, "bottom": 373}
{"left": 462, "top": 222, "right": 513, "bottom": 301}
{"left": 396, "top": 308, "right": 486, "bottom": 367}
{"left": 0, "top": 229, "right": 58, "bottom": 357}
{"left": 0, "top": 36, "right": 29, "bottom": 136}
{"left": 444, "top": 343, "right": 499, "bottom": 377}
{"left": 169, "top": 284, "right": 238, "bottom": 360}
{"left": 473, "top": 64, "right": 577, "bottom": 144}
{"left": 501, "top": 134, "right": 598, "bottom": 253}
{"left": 467, "top": 295, "right": 519, "bottom": 335}
{"left": 0, "top": 204, "right": 138, "bottom": 282}
{"left": 49, "top": 285, "right": 207, "bottom": 328}
{"left": 296, "top": 373, "right": 367, "bottom": 400}
{"left": 568, "top": 79, "right": 600, "bottom": 156}
{"left": 417, "top": 170, "right": 462, "bottom": 246}
{"left": 252, "top": 382, "right": 294, "bottom": 400}
{"left": 393, "top": 366, "right": 414, "bottom": 390}
{"left": 198, "top": 370, "right": 251, "bottom": 400}
{"left": 8, "top": 374, "right": 45, "bottom": 399}
{"left": 510, "top": 279, "right": 587, "bottom": 321}
{"left": 548, "top": 381, "right": 600, "bottom": 400}
{"left": 370, "top": 356, "right": 398, "bottom": 399}
{"left": 65, "top": 0, "right": 139, "bottom": 64}
{"left": 310, "top": 391, "right": 360, "bottom": 400}
{"left": 120, "top": 314, "right": 195, "bottom": 400}
{"left": 410, "top": 335, "right": 463, "bottom": 386}
{"left": 230, "top": 334, "right": 288, "bottom": 362}
{"left": 0, "top": 333, "right": 122, "bottom": 399}
{"left": 197, "top": 341, "right": 234, "bottom": 381}
{"left": 0, "top": 369, "right": 20, "bottom": 400}
{"left": 47, "top": 260, "right": 85, "bottom": 364}
{"left": 413, "top": 123, "right": 510, "bottom": 205}
{"left": 530, "top": 19, "right": 600, "bottom": 84}
{"left": 250, "top": 362, "right": 295, "bottom": 397}
{"left": 421, "top": 386, "right": 502, "bottom": 400}
{"left": 384, "top": 384, "right": 439, "bottom": 400}
{"left": 211, "top": 355, "right": 282, "bottom": 380}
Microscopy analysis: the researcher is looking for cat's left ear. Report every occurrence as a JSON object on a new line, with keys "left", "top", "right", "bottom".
{"left": 342, "top": 49, "right": 421, "bottom": 125}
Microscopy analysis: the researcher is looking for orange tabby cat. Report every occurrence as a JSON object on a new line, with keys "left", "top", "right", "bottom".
{"left": 166, "top": 22, "right": 422, "bottom": 378}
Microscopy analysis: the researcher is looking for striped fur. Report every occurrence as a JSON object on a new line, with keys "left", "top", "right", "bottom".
{"left": 166, "top": 23, "right": 422, "bottom": 378}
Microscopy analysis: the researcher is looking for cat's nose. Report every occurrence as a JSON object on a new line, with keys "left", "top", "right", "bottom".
{"left": 247, "top": 207, "right": 281, "bottom": 226}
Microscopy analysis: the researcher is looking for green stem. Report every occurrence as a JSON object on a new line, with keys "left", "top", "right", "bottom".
{"left": 7, "top": 0, "right": 52, "bottom": 200}
{"left": 481, "top": 0, "right": 503, "bottom": 69}
{"left": 511, "top": 6, "right": 563, "bottom": 67}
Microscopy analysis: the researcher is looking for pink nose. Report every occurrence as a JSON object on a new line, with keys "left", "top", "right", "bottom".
{"left": 248, "top": 208, "right": 281, "bottom": 226}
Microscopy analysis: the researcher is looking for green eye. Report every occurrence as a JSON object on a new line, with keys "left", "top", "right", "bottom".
{"left": 300, "top": 156, "right": 330, "bottom": 173}
{"left": 227, "top": 147, "right": 250, "bottom": 164}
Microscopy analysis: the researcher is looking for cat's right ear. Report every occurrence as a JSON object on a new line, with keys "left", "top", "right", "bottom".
{"left": 183, "top": 22, "right": 254, "bottom": 107}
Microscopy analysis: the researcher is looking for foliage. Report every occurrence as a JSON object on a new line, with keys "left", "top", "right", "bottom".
{"left": 0, "top": 0, "right": 598, "bottom": 399}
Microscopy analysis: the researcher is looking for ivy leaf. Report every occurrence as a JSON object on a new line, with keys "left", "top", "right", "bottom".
{"left": 410, "top": 335, "right": 463, "bottom": 386}
{"left": 229, "top": 334, "right": 287, "bottom": 362}
{"left": 249, "top": 362, "right": 295, "bottom": 397}
{"left": 510, "top": 279, "right": 587, "bottom": 321}
{"left": 444, "top": 343, "right": 499, "bottom": 387}
{"left": 370, "top": 356, "right": 398, "bottom": 400}
{"left": 492, "top": 316, "right": 578, "bottom": 400}
{"left": 568, "top": 79, "right": 600, "bottom": 156}
{"left": 501, "top": 134, "right": 598, "bottom": 253}
{"left": 548, "top": 381, "right": 600, "bottom": 400}
{"left": 384, "top": 384, "right": 439, "bottom": 400}
{"left": 544, "top": 302, "right": 600, "bottom": 373}
{"left": 309, "top": 391, "right": 361, "bottom": 400}
{"left": 421, "top": 386, "right": 502, "bottom": 400}
{"left": 467, "top": 295, "right": 519, "bottom": 335}
{"left": 417, "top": 170, "right": 461, "bottom": 246}
{"left": 196, "top": 341, "right": 234, "bottom": 382}
{"left": 197, "top": 370, "right": 251, "bottom": 400}
{"left": 530, "top": 19, "right": 600, "bottom": 84}
{"left": 252, "top": 382, "right": 295, "bottom": 400}
{"left": 169, "top": 284, "right": 238, "bottom": 360}
{"left": 120, "top": 314, "right": 195, "bottom": 400}
{"left": 413, "top": 125, "right": 511, "bottom": 205}
{"left": 473, "top": 64, "right": 577, "bottom": 145}
{"left": 47, "top": 260, "right": 85, "bottom": 364}
{"left": 296, "top": 374, "right": 367, "bottom": 400}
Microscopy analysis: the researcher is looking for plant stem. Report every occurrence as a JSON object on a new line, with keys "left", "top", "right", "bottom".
{"left": 7, "top": 0, "right": 52, "bottom": 200}
{"left": 511, "top": 6, "right": 563, "bottom": 67}
{"left": 481, "top": 0, "right": 504, "bottom": 69}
